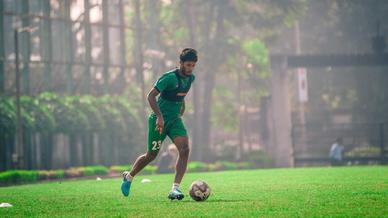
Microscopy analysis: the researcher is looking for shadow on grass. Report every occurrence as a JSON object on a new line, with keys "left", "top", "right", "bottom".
{"left": 180, "top": 199, "right": 252, "bottom": 203}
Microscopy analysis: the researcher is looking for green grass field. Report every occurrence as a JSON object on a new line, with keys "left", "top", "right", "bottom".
{"left": 1, "top": 166, "right": 387, "bottom": 217}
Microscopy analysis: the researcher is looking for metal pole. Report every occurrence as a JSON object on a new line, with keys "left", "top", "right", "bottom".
{"left": 14, "top": 29, "right": 23, "bottom": 169}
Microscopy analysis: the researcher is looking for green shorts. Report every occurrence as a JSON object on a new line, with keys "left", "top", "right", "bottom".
{"left": 148, "top": 114, "right": 188, "bottom": 152}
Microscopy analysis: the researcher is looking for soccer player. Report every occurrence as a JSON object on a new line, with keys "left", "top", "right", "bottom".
{"left": 121, "top": 48, "right": 198, "bottom": 200}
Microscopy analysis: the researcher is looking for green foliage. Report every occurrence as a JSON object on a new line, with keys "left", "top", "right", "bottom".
{"left": 78, "top": 167, "right": 95, "bottom": 177}
{"left": 188, "top": 161, "right": 256, "bottom": 172}
{"left": 139, "top": 165, "right": 157, "bottom": 175}
{"left": 174, "top": 27, "right": 188, "bottom": 40}
{"left": 242, "top": 150, "right": 273, "bottom": 167}
{"left": 237, "top": 161, "right": 256, "bottom": 169}
{"left": 0, "top": 170, "right": 38, "bottom": 186}
{"left": 0, "top": 160, "right": 260, "bottom": 186}
{"left": 87, "top": 165, "right": 109, "bottom": 175}
{"left": 110, "top": 96, "right": 142, "bottom": 136}
{"left": 109, "top": 165, "right": 132, "bottom": 173}
{"left": 63, "top": 168, "right": 82, "bottom": 178}
{"left": 55, "top": 170, "right": 65, "bottom": 179}
{"left": 67, "top": 166, "right": 109, "bottom": 177}
{"left": 20, "top": 96, "right": 56, "bottom": 132}
{"left": 37, "top": 93, "right": 89, "bottom": 133}
{"left": 68, "top": 96, "right": 105, "bottom": 131}
{"left": 1, "top": 166, "right": 106, "bottom": 185}
{"left": 242, "top": 39, "right": 269, "bottom": 76}
{"left": 346, "top": 146, "right": 381, "bottom": 157}
{"left": 214, "top": 161, "right": 239, "bottom": 171}
{"left": 212, "top": 86, "right": 239, "bottom": 132}
{"left": 38, "top": 170, "right": 64, "bottom": 180}
{"left": 95, "top": 96, "right": 128, "bottom": 135}
{"left": 0, "top": 97, "right": 16, "bottom": 133}
{"left": 0, "top": 93, "right": 140, "bottom": 137}
{"left": 187, "top": 161, "right": 209, "bottom": 172}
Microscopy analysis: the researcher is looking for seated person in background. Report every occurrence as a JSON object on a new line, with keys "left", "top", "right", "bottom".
{"left": 329, "top": 137, "right": 344, "bottom": 166}
{"left": 157, "top": 144, "right": 178, "bottom": 174}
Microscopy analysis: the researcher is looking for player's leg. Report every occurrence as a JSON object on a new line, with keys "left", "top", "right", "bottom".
{"left": 172, "top": 136, "right": 190, "bottom": 186}
{"left": 167, "top": 119, "right": 189, "bottom": 200}
{"left": 167, "top": 136, "right": 189, "bottom": 200}
{"left": 121, "top": 114, "right": 166, "bottom": 197}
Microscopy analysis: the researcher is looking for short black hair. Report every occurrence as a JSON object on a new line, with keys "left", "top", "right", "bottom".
{"left": 180, "top": 48, "right": 198, "bottom": 62}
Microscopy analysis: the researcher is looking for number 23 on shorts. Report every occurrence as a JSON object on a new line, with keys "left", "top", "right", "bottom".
{"left": 152, "top": 140, "right": 162, "bottom": 151}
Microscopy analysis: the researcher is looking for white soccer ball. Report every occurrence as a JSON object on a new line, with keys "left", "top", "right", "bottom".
{"left": 189, "top": 180, "right": 211, "bottom": 201}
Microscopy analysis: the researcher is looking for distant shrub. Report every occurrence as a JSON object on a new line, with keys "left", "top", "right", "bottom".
{"left": 110, "top": 165, "right": 132, "bottom": 173}
{"left": 215, "top": 161, "right": 239, "bottom": 170}
{"left": 0, "top": 170, "right": 38, "bottom": 186}
{"left": 55, "top": 170, "right": 65, "bottom": 179}
{"left": 187, "top": 161, "right": 209, "bottom": 172}
{"left": 38, "top": 170, "right": 65, "bottom": 180}
{"left": 242, "top": 150, "right": 273, "bottom": 167}
{"left": 38, "top": 171, "right": 50, "bottom": 180}
{"left": 208, "top": 163, "right": 223, "bottom": 171}
{"left": 64, "top": 168, "right": 82, "bottom": 178}
{"left": 87, "top": 165, "right": 109, "bottom": 175}
{"left": 139, "top": 165, "right": 157, "bottom": 175}
{"left": 78, "top": 167, "right": 95, "bottom": 176}
{"left": 237, "top": 162, "right": 255, "bottom": 169}
{"left": 346, "top": 146, "right": 381, "bottom": 157}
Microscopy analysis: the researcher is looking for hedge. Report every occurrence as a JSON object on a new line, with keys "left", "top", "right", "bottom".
{"left": 0, "top": 170, "right": 38, "bottom": 185}
{"left": 0, "top": 161, "right": 259, "bottom": 186}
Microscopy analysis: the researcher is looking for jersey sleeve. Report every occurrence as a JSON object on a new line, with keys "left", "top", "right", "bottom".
{"left": 154, "top": 73, "right": 177, "bottom": 92}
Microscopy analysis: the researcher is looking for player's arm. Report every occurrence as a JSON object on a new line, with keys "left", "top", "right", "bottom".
{"left": 147, "top": 88, "right": 164, "bottom": 134}
{"left": 180, "top": 100, "right": 185, "bottom": 116}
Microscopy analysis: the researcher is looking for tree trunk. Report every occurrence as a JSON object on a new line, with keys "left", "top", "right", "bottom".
{"left": 102, "top": 0, "right": 110, "bottom": 94}
{"left": 0, "top": 0, "right": 4, "bottom": 92}
{"left": 147, "top": 0, "right": 163, "bottom": 82}
{"left": 83, "top": 0, "right": 92, "bottom": 94}
{"left": 199, "top": 2, "right": 227, "bottom": 159}
{"left": 20, "top": 1, "right": 30, "bottom": 94}
{"left": 184, "top": 0, "right": 201, "bottom": 160}
{"left": 0, "top": 127, "right": 6, "bottom": 171}
{"left": 237, "top": 72, "right": 243, "bottom": 160}
{"left": 42, "top": 133, "right": 53, "bottom": 170}
{"left": 118, "top": 0, "right": 127, "bottom": 93}
{"left": 133, "top": 0, "right": 147, "bottom": 138}
{"left": 42, "top": 0, "right": 52, "bottom": 91}
{"left": 64, "top": 0, "right": 74, "bottom": 94}
{"left": 69, "top": 133, "right": 78, "bottom": 167}
{"left": 23, "top": 128, "right": 32, "bottom": 169}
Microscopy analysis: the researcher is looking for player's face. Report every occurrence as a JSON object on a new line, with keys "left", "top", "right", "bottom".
{"left": 180, "top": 61, "right": 196, "bottom": 77}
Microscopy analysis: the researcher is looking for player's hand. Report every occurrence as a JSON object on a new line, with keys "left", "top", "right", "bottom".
{"left": 156, "top": 116, "right": 164, "bottom": 134}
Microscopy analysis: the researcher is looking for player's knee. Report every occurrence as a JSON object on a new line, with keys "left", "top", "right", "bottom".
{"left": 146, "top": 151, "right": 158, "bottom": 161}
{"left": 179, "top": 145, "right": 190, "bottom": 157}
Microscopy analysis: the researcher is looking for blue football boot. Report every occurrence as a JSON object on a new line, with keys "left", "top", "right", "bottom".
{"left": 168, "top": 188, "right": 184, "bottom": 200}
{"left": 121, "top": 171, "right": 132, "bottom": 197}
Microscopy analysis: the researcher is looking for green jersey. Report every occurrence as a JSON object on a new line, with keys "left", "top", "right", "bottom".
{"left": 153, "top": 69, "right": 195, "bottom": 121}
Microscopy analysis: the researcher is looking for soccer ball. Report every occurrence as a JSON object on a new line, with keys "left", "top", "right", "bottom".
{"left": 189, "top": 180, "right": 211, "bottom": 201}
